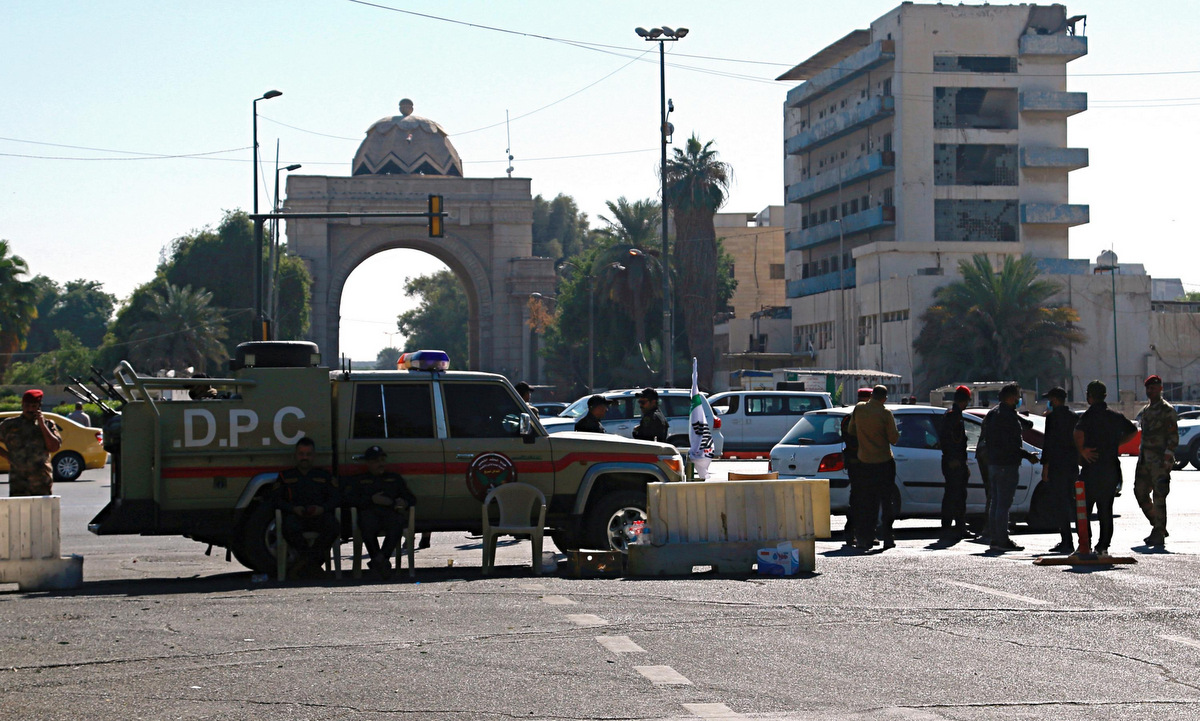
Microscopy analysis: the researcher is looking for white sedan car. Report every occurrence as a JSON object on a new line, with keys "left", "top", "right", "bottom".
{"left": 768, "top": 405, "right": 1044, "bottom": 523}
{"left": 541, "top": 388, "right": 724, "bottom": 457}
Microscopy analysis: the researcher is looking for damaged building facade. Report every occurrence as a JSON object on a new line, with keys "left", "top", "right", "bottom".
{"left": 777, "top": 2, "right": 1199, "bottom": 401}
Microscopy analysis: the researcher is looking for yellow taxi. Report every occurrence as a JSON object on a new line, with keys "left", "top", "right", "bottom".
{"left": 0, "top": 411, "right": 108, "bottom": 482}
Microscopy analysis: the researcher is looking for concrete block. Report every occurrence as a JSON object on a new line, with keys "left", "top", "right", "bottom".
{"left": 0, "top": 555, "right": 84, "bottom": 591}
{"left": 0, "top": 496, "right": 84, "bottom": 591}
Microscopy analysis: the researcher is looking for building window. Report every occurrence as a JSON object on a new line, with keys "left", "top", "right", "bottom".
{"left": 934, "top": 55, "right": 1018, "bottom": 73}
{"left": 934, "top": 87, "right": 1018, "bottom": 130}
{"left": 769, "top": 263, "right": 785, "bottom": 280}
{"left": 882, "top": 188, "right": 893, "bottom": 207}
{"left": 850, "top": 198, "right": 859, "bottom": 214}
{"left": 934, "top": 199, "right": 1019, "bottom": 243}
{"left": 819, "top": 209, "right": 828, "bottom": 224}
{"left": 934, "top": 144, "right": 1018, "bottom": 186}
{"left": 861, "top": 195, "right": 871, "bottom": 210}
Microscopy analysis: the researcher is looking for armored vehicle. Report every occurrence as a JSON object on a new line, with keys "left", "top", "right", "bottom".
{"left": 88, "top": 342, "right": 684, "bottom": 571}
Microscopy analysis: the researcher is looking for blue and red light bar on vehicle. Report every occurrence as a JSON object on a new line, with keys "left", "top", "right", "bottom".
{"left": 397, "top": 349, "right": 451, "bottom": 372}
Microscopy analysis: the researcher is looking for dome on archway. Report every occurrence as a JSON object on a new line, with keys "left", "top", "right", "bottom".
{"left": 352, "top": 99, "right": 463, "bottom": 177}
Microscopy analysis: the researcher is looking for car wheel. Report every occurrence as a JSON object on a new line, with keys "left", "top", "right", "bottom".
{"left": 583, "top": 489, "right": 647, "bottom": 553}
{"left": 1190, "top": 440, "right": 1200, "bottom": 470}
{"left": 1173, "top": 457, "right": 1189, "bottom": 471}
{"left": 550, "top": 528, "right": 581, "bottom": 553}
{"left": 237, "top": 501, "right": 283, "bottom": 573}
{"left": 52, "top": 451, "right": 84, "bottom": 482}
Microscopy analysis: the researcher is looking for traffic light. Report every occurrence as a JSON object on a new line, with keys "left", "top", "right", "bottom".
{"left": 428, "top": 194, "right": 444, "bottom": 238}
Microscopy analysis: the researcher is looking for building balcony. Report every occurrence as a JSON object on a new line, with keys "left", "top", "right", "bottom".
{"left": 786, "top": 205, "right": 896, "bottom": 251}
{"left": 1020, "top": 203, "right": 1090, "bottom": 226}
{"left": 1020, "top": 147, "right": 1089, "bottom": 171}
{"left": 785, "top": 40, "right": 895, "bottom": 109}
{"left": 787, "top": 267, "right": 856, "bottom": 299}
{"left": 786, "top": 95, "right": 895, "bottom": 155}
{"left": 1019, "top": 90, "right": 1087, "bottom": 117}
{"left": 1019, "top": 34, "right": 1088, "bottom": 61}
{"left": 786, "top": 152, "right": 895, "bottom": 204}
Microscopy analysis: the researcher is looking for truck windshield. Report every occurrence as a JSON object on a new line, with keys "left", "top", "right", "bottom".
{"left": 779, "top": 412, "right": 844, "bottom": 446}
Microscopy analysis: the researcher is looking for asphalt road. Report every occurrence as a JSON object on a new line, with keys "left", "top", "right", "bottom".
{"left": 3, "top": 459, "right": 1200, "bottom": 720}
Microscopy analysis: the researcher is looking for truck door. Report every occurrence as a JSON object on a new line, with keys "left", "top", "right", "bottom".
{"left": 344, "top": 382, "right": 444, "bottom": 517}
{"left": 439, "top": 380, "right": 556, "bottom": 524}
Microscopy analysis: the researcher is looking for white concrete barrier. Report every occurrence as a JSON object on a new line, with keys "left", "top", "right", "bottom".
{"left": 0, "top": 496, "right": 83, "bottom": 591}
{"left": 628, "top": 479, "right": 829, "bottom": 576}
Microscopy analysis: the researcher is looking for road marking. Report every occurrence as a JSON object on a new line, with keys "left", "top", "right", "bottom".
{"left": 682, "top": 702, "right": 742, "bottom": 718}
{"left": 1161, "top": 634, "right": 1200, "bottom": 650}
{"left": 946, "top": 580, "right": 1048, "bottom": 605}
{"left": 541, "top": 595, "right": 577, "bottom": 606}
{"left": 595, "top": 635, "right": 645, "bottom": 654}
{"left": 635, "top": 665, "right": 692, "bottom": 686}
{"left": 565, "top": 613, "right": 608, "bottom": 627}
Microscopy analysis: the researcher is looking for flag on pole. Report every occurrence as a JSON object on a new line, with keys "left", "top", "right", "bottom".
{"left": 688, "top": 357, "right": 713, "bottom": 480}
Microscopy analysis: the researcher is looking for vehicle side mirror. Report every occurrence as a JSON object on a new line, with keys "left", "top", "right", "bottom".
{"left": 519, "top": 412, "right": 535, "bottom": 443}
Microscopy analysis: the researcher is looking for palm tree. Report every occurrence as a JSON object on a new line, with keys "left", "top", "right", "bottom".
{"left": 592, "top": 243, "right": 663, "bottom": 356}
{"left": 599, "top": 197, "right": 660, "bottom": 247}
{"left": 663, "top": 135, "right": 730, "bottom": 389}
{"left": 129, "top": 284, "right": 229, "bottom": 374}
{"left": 914, "top": 254, "right": 1086, "bottom": 394}
{"left": 0, "top": 240, "right": 40, "bottom": 377}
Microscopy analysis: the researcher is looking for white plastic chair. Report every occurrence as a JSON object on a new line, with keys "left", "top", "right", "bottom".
{"left": 275, "top": 507, "right": 345, "bottom": 581}
{"left": 481, "top": 482, "right": 547, "bottom": 575}
{"left": 350, "top": 505, "right": 417, "bottom": 579}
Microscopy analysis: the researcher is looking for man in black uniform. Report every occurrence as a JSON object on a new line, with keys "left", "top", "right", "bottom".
{"left": 841, "top": 387, "right": 873, "bottom": 545}
{"left": 344, "top": 445, "right": 417, "bottom": 578}
{"left": 632, "top": 388, "right": 669, "bottom": 443}
{"left": 1074, "top": 380, "right": 1137, "bottom": 555}
{"left": 938, "top": 385, "right": 972, "bottom": 541}
{"left": 574, "top": 395, "right": 611, "bottom": 433}
{"left": 1041, "top": 387, "right": 1079, "bottom": 553}
{"left": 269, "top": 437, "right": 340, "bottom": 575}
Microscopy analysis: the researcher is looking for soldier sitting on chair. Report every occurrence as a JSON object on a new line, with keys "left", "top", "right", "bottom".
{"left": 269, "top": 437, "right": 339, "bottom": 576}
{"left": 345, "top": 445, "right": 417, "bottom": 578}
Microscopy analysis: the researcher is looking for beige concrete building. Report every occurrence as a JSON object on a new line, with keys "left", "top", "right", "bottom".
{"left": 776, "top": 3, "right": 1200, "bottom": 401}
{"left": 712, "top": 206, "right": 790, "bottom": 390}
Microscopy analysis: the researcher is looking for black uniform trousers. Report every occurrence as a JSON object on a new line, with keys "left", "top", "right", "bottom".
{"left": 357, "top": 506, "right": 407, "bottom": 559}
{"left": 940, "top": 457, "right": 970, "bottom": 528}
{"left": 281, "top": 512, "right": 340, "bottom": 562}
{"left": 1046, "top": 462, "right": 1079, "bottom": 542}
{"left": 853, "top": 459, "right": 897, "bottom": 547}
{"left": 1081, "top": 463, "right": 1119, "bottom": 550}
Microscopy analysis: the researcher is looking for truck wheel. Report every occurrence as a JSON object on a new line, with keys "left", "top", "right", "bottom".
{"left": 550, "top": 528, "right": 581, "bottom": 553}
{"left": 583, "top": 489, "right": 647, "bottom": 553}
{"left": 52, "top": 451, "right": 84, "bottom": 482}
{"left": 237, "top": 502, "right": 281, "bottom": 573}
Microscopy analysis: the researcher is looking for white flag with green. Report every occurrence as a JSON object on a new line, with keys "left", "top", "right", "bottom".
{"left": 688, "top": 357, "right": 713, "bottom": 480}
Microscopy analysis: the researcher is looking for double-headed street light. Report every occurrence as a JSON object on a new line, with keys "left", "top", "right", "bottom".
{"left": 252, "top": 89, "right": 282, "bottom": 340}
{"left": 635, "top": 25, "right": 686, "bottom": 387}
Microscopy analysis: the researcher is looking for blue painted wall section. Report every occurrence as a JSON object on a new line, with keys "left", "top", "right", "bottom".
{"left": 786, "top": 95, "right": 896, "bottom": 155}
{"left": 787, "top": 151, "right": 896, "bottom": 204}
{"left": 1020, "top": 147, "right": 1089, "bottom": 170}
{"left": 787, "top": 268, "right": 857, "bottom": 299}
{"left": 785, "top": 41, "right": 896, "bottom": 108}
{"left": 1021, "top": 203, "right": 1090, "bottom": 226}
{"left": 786, "top": 205, "right": 896, "bottom": 252}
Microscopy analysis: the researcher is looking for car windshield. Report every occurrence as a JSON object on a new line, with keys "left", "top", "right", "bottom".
{"left": 780, "top": 412, "right": 844, "bottom": 446}
{"left": 560, "top": 397, "right": 590, "bottom": 419}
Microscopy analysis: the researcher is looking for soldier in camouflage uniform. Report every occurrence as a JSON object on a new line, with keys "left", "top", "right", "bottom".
{"left": 0, "top": 390, "right": 63, "bottom": 496}
{"left": 1135, "top": 375, "right": 1178, "bottom": 548}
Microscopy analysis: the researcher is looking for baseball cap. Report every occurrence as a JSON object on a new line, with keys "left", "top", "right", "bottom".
{"left": 1144, "top": 374, "right": 1162, "bottom": 387}
{"left": 1041, "top": 387, "right": 1067, "bottom": 400}
{"left": 1086, "top": 379, "right": 1107, "bottom": 398}
{"left": 587, "top": 395, "right": 612, "bottom": 408}
{"left": 636, "top": 388, "right": 659, "bottom": 400}
{"left": 355, "top": 445, "right": 387, "bottom": 460}
{"left": 22, "top": 389, "right": 43, "bottom": 403}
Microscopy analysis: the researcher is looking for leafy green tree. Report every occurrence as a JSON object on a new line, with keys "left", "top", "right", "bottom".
{"left": 128, "top": 284, "right": 229, "bottom": 374}
{"left": 663, "top": 135, "right": 731, "bottom": 389}
{"left": 599, "top": 197, "right": 660, "bottom": 247}
{"left": 914, "top": 254, "right": 1086, "bottom": 395}
{"left": 3, "top": 330, "right": 96, "bottom": 384}
{"left": 1183, "top": 290, "right": 1200, "bottom": 302}
{"left": 375, "top": 346, "right": 402, "bottom": 370}
{"left": 397, "top": 270, "right": 469, "bottom": 364}
{"left": 273, "top": 253, "right": 312, "bottom": 340}
{"left": 593, "top": 243, "right": 663, "bottom": 353}
{"left": 532, "top": 194, "right": 591, "bottom": 261}
{"left": 0, "top": 240, "right": 40, "bottom": 377}
{"left": 26, "top": 278, "right": 116, "bottom": 352}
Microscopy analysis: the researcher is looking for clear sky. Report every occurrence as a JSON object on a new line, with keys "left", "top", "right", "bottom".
{"left": 3, "top": 1, "right": 1198, "bottom": 362}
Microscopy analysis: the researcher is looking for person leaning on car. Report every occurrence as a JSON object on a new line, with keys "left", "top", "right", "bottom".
{"left": 982, "top": 384, "right": 1040, "bottom": 554}
{"left": 632, "top": 388, "right": 669, "bottom": 443}
{"left": 575, "top": 395, "right": 611, "bottom": 433}
{"left": 846, "top": 385, "right": 899, "bottom": 551}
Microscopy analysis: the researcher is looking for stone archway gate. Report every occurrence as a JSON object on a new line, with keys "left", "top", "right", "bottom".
{"left": 284, "top": 174, "right": 556, "bottom": 377}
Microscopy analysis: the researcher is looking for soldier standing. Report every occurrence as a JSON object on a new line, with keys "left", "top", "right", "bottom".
{"left": 1040, "top": 387, "right": 1078, "bottom": 554}
{"left": 632, "top": 388, "right": 669, "bottom": 443}
{"left": 1074, "top": 380, "right": 1138, "bottom": 556}
{"left": 0, "top": 390, "right": 63, "bottom": 496}
{"left": 938, "top": 385, "right": 972, "bottom": 541}
{"left": 574, "top": 395, "right": 611, "bottom": 433}
{"left": 841, "top": 387, "right": 873, "bottom": 545}
{"left": 269, "top": 437, "right": 340, "bottom": 576}
{"left": 345, "top": 446, "right": 417, "bottom": 578}
{"left": 1135, "top": 375, "right": 1178, "bottom": 548}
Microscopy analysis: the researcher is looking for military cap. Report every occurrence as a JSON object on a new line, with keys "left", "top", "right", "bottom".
{"left": 1086, "top": 380, "right": 1107, "bottom": 398}
{"left": 22, "top": 389, "right": 43, "bottom": 403}
{"left": 636, "top": 388, "right": 659, "bottom": 400}
{"left": 355, "top": 445, "right": 387, "bottom": 460}
{"left": 587, "top": 395, "right": 613, "bottom": 408}
{"left": 1144, "top": 374, "right": 1162, "bottom": 387}
{"left": 954, "top": 385, "right": 972, "bottom": 400}
{"left": 1041, "top": 387, "right": 1067, "bottom": 400}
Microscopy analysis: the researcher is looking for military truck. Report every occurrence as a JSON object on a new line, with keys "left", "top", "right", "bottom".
{"left": 88, "top": 342, "right": 685, "bottom": 572}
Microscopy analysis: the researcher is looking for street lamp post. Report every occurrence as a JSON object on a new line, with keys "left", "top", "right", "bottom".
{"left": 252, "top": 89, "right": 282, "bottom": 340}
{"left": 636, "top": 25, "right": 687, "bottom": 387}
{"left": 1096, "top": 258, "right": 1121, "bottom": 396}
{"left": 267, "top": 161, "right": 301, "bottom": 338}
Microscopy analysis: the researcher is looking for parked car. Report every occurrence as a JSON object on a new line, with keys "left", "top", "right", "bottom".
{"left": 964, "top": 408, "right": 1044, "bottom": 449}
{"left": 707, "top": 390, "right": 833, "bottom": 454}
{"left": 769, "top": 405, "right": 1045, "bottom": 525}
{"left": 531, "top": 402, "right": 568, "bottom": 418}
{"left": 0, "top": 411, "right": 107, "bottom": 482}
{"left": 542, "top": 388, "right": 724, "bottom": 457}
{"left": 1174, "top": 419, "right": 1200, "bottom": 470}
{"left": 1176, "top": 410, "right": 1200, "bottom": 421}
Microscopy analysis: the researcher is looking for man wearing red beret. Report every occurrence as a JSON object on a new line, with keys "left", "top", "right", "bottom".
{"left": 1135, "top": 375, "right": 1177, "bottom": 548}
{"left": 0, "top": 390, "right": 63, "bottom": 496}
